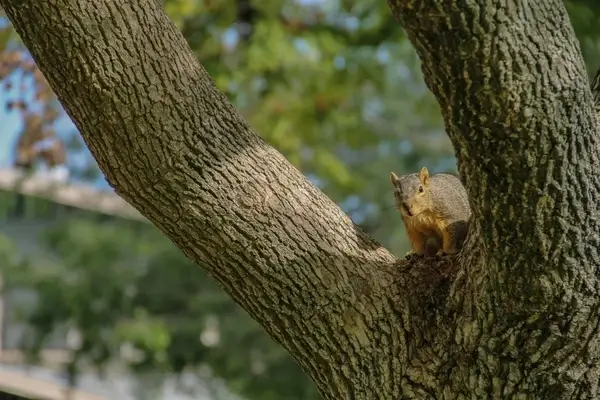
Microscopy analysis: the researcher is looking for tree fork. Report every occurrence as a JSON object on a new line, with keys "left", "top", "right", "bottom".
{"left": 1, "top": 0, "right": 600, "bottom": 398}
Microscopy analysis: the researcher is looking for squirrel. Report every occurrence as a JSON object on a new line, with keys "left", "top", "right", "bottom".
{"left": 390, "top": 167, "right": 471, "bottom": 257}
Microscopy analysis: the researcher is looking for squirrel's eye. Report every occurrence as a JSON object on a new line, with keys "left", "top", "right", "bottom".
{"left": 418, "top": 185, "right": 423, "bottom": 193}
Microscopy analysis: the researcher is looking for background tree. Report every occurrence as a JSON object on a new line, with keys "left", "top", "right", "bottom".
{"left": 0, "top": 0, "right": 600, "bottom": 399}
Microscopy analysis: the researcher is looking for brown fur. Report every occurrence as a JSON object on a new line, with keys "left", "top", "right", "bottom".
{"left": 390, "top": 167, "right": 471, "bottom": 257}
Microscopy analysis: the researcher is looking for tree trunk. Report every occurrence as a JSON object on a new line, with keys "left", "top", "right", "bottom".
{"left": 1, "top": 0, "right": 599, "bottom": 398}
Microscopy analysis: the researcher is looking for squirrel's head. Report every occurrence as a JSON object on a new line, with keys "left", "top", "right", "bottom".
{"left": 390, "top": 167, "right": 432, "bottom": 217}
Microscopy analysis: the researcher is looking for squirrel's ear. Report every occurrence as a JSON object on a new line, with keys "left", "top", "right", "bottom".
{"left": 419, "top": 167, "right": 429, "bottom": 185}
{"left": 390, "top": 172, "right": 399, "bottom": 186}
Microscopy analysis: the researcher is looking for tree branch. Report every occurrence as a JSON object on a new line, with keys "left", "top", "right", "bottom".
{"left": 0, "top": 0, "right": 434, "bottom": 397}
{"left": 388, "top": 0, "right": 600, "bottom": 311}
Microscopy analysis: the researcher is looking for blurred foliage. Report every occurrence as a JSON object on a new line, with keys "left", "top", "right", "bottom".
{"left": 0, "top": 206, "right": 319, "bottom": 400}
{"left": 1, "top": 0, "right": 600, "bottom": 399}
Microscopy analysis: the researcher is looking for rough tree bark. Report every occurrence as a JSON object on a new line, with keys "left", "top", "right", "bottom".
{"left": 2, "top": 0, "right": 599, "bottom": 398}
